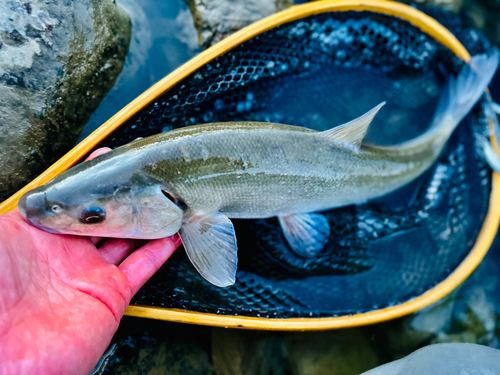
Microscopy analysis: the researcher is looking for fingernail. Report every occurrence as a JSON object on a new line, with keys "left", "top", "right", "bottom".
{"left": 85, "top": 147, "right": 112, "bottom": 161}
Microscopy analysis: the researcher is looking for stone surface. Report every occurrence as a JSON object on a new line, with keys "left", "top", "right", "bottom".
{"left": 211, "top": 328, "right": 288, "bottom": 375}
{"left": 0, "top": 0, "right": 131, "bottom": 200}
{"left": 284, "top": 329, "right": 380, "bottom": 375}
{"left": 398, "top": 0, "right": 464, "bottom": 12}
{"left": 92, "top": 317, "right": 213, "bottom": 375}
{"left": 185, "top": 0, "right": 294, "bottom": 48}
{"left": 465, "top": 0, "right": 500, "bottom": 46}
{"left": 362, "top": 343, "right": 500, "bottom": 374}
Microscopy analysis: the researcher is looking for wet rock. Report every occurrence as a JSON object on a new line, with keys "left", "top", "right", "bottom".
{"left": 211, "top": 328, "right": 288, "bottom": 375}
{"left": 92, "top": 317, "right": 213, "bottom": 375}
{"left": 398, "top": 0, "right": 464, "bottom": 13}
{"left": 0, "top": 0, "right": 131, "bottom": 200}
{"left": 362, "top": 343, "right": 500, "bottom": 374}
{"left": 465, "top": 0, "right": 500, "bottom": 46}
{"left": 185, "top": 0, "right": 294, "bottom": 48}
{"left": 367, "top": 295, "right": 456, "bottom": 361}
{"left": 284, "top": 329, "right": 379, "bottom": 375}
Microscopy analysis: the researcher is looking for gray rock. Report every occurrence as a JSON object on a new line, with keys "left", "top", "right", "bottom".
{"left": 398, "top": 0, "right": 464, "bottom": 13}
{"left": 92, "top": 317, "right": 213, "bottom": 375}
{"left": 284, "top": 329, "right": 379, "bottom": 375}
{"left": 0, "top": 0, "right": 131, "bottom": 200}
{"left": 211, "top": 328, "right": 287, "bottom": 375}
{"left": 362, "top": 343, "right": 500, "bottom": 374}
{"left": 185, "top": 0, "right": 294, "bottom": 48}
{"left": 465, "top": 0, "right": 500, "bottom": 46}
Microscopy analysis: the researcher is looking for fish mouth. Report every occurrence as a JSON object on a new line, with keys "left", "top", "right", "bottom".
{"left": 18, "top": 190, "right": 62, "bottom": 234}
{"left": 18, "top": 193, "right": 29, "bottom": 220}
{"left": 18, "top": 190, "right": 43, "bottom": 222}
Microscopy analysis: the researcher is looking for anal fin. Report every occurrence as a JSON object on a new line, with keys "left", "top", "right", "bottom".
{"left": 180, "top": 212, "right": 238, "bottom": 287}
{"left": 278, "top": 213, "right": 330, "bottom": 258}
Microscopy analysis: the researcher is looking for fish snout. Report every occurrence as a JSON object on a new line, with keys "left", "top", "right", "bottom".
{"left": 18, "top": 190, "right": 47, "bottom": 225}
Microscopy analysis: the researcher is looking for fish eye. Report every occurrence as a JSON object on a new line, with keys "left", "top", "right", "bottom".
{"left": 51, "top": 203, "right": 63, "bottom": 214}
{"left": 79, "top": 207, "right": 106, "bottom": 224}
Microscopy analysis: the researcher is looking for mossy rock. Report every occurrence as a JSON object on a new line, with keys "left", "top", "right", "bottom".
{"left": 0, "top": 0, "right": 131, "bottom": 200}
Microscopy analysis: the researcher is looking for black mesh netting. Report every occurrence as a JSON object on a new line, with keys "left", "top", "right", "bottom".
{"left": 100, "top": 7, "right": 496, "bottom": 318}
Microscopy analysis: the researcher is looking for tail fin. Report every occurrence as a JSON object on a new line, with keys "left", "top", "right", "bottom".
{"left": 477, "top": 95, "right": 500, "bottom": 173}
{"left": 430, "top": 50, "right": 499, "bottom": 138}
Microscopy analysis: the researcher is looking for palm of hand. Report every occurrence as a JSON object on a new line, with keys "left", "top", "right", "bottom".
{"left": 0, "top": 210, "right": 179, "bottom": 374}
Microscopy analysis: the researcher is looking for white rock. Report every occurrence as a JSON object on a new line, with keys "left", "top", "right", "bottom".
{"left": 363, "top": 343, "right": 500, "bottom": 374}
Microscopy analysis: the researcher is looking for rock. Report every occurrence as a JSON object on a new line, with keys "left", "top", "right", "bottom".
{"left": 185, "top": 0, "right": 294, "bottom": 48}
{"left": 361, "top": 343, "right": 500, "bottom": 374}
{"left": 0, "top": 0, "right": 131, "bottom": 200}
{"left": 367, "top": 294, "right": 456, "bottom": 361}
{"left": 465, "top": 0, "right": 500, "bottom": 46}
{"left": 211, "top": 328, "right": 288, "bottom": 375}
{"left": 92, "top": 317, "right": 213, "bottom": 375}
{"left": 398, "top": 0, "right": 464, "bottom": 13}
{"left": 284, "top": 329, "right": 379, "bottom": 375}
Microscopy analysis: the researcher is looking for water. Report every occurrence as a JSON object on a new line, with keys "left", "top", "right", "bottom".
{"left": 79, "top": 0, "right": 199, "bottom": 140}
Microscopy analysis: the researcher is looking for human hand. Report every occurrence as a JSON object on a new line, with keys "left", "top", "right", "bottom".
{"left": 0, "top": 148, "right": 181, "bottom": 375}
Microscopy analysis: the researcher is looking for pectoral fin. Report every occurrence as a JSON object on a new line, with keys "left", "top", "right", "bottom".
{"left": 319, "top": 102, "right": 385, "bottom": 151}
{"left": 278, "top": 213, "right": 330, "bottom": 258}
{"left": 180, "top": 212, "right": 238, "bottom": 287}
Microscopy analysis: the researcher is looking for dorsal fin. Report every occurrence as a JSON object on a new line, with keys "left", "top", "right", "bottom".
{"left": 319, "top": 102, "right": 385, "bottom": 151}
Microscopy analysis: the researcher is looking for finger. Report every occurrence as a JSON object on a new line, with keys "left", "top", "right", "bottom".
{"left": 90, "top": 236, "right": 104, "bottom": 246}
{"left": 119, "top": 234, "right": 181, "bottom": 295}
{"left": 85, "top": 147, "right": 112, "bottom": 161}
{"left": 98, "top": 238, "right": 145, "bottom": 265}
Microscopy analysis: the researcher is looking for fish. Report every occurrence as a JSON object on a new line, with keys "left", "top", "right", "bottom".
{"left": 18, "top": 52, "right": 499, "bottom": 287}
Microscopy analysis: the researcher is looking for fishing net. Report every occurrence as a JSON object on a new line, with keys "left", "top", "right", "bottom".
{"left": 101, "top": 6, "right": 495, "bottom": 318}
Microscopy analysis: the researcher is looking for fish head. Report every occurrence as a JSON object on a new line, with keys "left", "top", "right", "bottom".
{"left": 18, "top": 157, "right": 183, "bottom": 239}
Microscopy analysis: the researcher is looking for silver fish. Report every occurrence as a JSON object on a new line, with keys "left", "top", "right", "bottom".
{"left": 19, "top": 52, "right": 499, "bottom": 287}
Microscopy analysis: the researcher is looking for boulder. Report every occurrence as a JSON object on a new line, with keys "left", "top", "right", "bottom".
{"left": 92, "top": 317, "right": 213, "bottom": 375}
{"left": 362, "top": 343, "right": 500, "bottom": 375}
{"left": 185, "top": 0, "right": 294, "bottom": 48}
{"left": 0, "top": 0, "right": 131, "bottom": 201}
{"left": 211, "top": 328, "right": 288, "bottom": 375}
{"left": 284, "top": 329, "right": 379, "bottom": 375}
{"left": 398, "top": 0, "right": 463, "bottom": 13}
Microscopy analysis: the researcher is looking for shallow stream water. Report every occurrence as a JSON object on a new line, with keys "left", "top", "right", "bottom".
{"left": 80, "top": 0, "right": 199, "bottom": 140}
